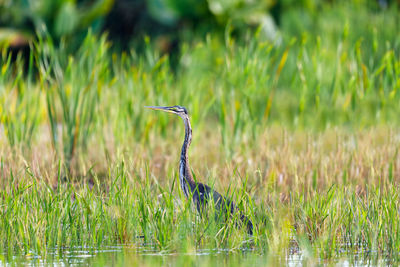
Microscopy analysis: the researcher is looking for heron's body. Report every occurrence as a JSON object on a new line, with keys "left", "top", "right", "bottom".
{"left": 146, "top": 105, "right": 253, "bottom": 235}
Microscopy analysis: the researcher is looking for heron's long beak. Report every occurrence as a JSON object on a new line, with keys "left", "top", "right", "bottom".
{"left": 144, "top": 106, "right": 176, "bottom": 114}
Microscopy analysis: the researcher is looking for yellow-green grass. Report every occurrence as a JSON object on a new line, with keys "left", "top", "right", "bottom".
{"left": 1, "top": 127, "right": 400, "bottom": 262}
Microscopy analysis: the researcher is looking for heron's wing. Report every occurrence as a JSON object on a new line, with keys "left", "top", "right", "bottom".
{"left": 196, "top": 183, "right": 236, "bottom": 213}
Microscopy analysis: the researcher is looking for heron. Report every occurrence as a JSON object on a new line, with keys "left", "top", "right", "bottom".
{"left": 145, "top": 105, "right": 253, "bottom": 235}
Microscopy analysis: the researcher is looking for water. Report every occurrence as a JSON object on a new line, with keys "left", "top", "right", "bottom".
{"left": 0, "top": 247, "right": 282, "bottom": 266}
{"left": 0, "top": 246, "right": 388, "bottom": 266}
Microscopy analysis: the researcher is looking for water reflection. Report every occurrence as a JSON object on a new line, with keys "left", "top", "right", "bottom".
{"left": 0, "top": 246, "right": 388, "bottom": 266}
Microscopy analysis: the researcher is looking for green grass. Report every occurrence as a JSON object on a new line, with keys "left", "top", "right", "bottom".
{"left": 0, "top": 2, "right": 400, "bottom": 265}
{"left": 1, "top": 130, "right": 400, "bottom": 263}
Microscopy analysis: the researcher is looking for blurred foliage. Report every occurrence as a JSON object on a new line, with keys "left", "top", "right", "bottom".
{"left": 0, "top": 0, "right": 114, "bottom": 48}
{"left": 0, "top": 0, "right": 398, "bottom": 53}
{"left": 0, "top": 0, "right": 278, "bottom": 50}
{"left": 99, "top": 0, "right": 399, "bottom": 49}
{"left": 104, "top": 0, "right": 278, "bottom": 51}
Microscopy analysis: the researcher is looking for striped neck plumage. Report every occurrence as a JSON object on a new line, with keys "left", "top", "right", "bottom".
{"left": 179, "top": 115, "right": 194, "bottom": 198}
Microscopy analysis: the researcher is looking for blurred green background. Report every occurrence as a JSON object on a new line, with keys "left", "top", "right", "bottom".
{"left": 0, "top": 0, "right": 397, "bottom": 52}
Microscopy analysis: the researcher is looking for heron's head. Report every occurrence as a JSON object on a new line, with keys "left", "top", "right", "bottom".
{"left": 145, "top": 105, "right": 188, "bottom": 118}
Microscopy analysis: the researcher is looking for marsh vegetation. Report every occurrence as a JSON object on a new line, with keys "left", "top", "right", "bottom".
{"left": 0, "top": 1, "right": 399, "bottom": 265}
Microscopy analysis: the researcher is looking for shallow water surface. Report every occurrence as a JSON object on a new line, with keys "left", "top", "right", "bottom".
{"left": 0, "top": 247, "right": 283, "bottom": 266}
{"left": 0, "top": 246, "right": 386, "bottom": 266}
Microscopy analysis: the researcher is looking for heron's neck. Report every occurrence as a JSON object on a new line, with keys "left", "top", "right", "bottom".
{"left": 179, "top": 116, "right": 195, "bottom": 197}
